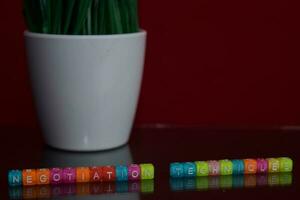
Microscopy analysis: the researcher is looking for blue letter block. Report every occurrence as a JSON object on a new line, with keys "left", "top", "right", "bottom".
{"left": 116, "top": 165, "right": 128, "bottom": 181}
{"left": 183, "top": 162, "right": 196, "bottom": 177}
{"left": 232, "top": 160, "right": 245, "bottom": 175}
{"left": 8, "top": 170, "right": 22, "bottom": 186}
{"left": 170, "top": 162, "right": 184, "bottom": 178}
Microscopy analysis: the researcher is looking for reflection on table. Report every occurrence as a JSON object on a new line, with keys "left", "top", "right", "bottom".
{"left": 170, "top": 173, "right": 292, "bottom": 191}
{"left": 9, "top": 180, "right": 154, "bottom": 199}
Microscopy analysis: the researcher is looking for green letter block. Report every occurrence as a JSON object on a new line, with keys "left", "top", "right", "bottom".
{"left": 219, "top": 159, "right": 233, "bottom": 175}
{"left": 195, "top": 161, "right": 209, "bottom": 176}
{"left": 267, "top": 158, "right": 280, "bottom": 173}
{"left": 279, "top": 157, "right": 293, "bottom": 172}
{"left": 140, "top": 163, "right": 154, "bottom": 180}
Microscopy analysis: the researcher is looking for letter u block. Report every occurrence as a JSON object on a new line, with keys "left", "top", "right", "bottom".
{"left": 257, "top": 159, "right": 268, "bottom": 173}
{"left": 170, "top": 163, "right": 184, "bottom": 178}
{"left": 267, "top": 158, "right": 280, "bottom": 173}
{"left": 219, "top": 159, "right": 233, "bottom": 175}
{"left": 279, "top": 157, "right": 293, "bottom": 172}
{"left": 36, "top": 169, "right": 50, "bottom": 185}
{"left": 244, "top": 159, "right": 257, "bottom": 174}
{"left": 8, "top": 170, "right": 22, "bottom": 186}
{"left": 140, "top": 163, "right": 154, "bottom": 180}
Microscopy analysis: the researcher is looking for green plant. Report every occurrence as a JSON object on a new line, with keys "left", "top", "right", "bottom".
{"left": 23, "top": 0, "right": 139, "bottom": 35}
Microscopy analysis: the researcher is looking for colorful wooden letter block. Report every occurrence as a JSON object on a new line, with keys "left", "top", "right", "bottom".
{"left": 279, "top": 157, "right": 293, "bottom": 172}
{"left": 267, "top": 158, "right": 280, "bottom": 173}
{"left": 62, "top": 168, "right": 76, "bottom": 184}
{"left": 195, "top": 161, "right": 209, "bottom": 176}
{"left": 116, "top": 165, "right": 128, "bottom": 181}
{"left": 170, "top": 162, "right": 184, "bottom": 178}
{"left": 50, "top": 168, "right": 62, "bottom": 185}
{"left": 128, "top": 164, "right": 140, "bottom": 181}
{"left": 8, "top": 170, "right": 22, "bottom": 186}
{"left": 256, "top": 159, "right": 268, "bottom": 173}
{"left": 76, "top": 167, "right": 90, "bottom": 183}
{"left": 244, "top": 159, "right": 257, "bottom": 174}
{"left": 232, "top": 160, "right": 244, "bottom": 175}
{"left": 90, "top": 167, "right": 103, "bottom": 182}
{"left": 219, "top": 159, "right": 233, "bottom": 175}
{"left": 36, "top": 169, "right": 50, "bottom": 185}
{"left": 208, "top": 160, "right": 220, "bottom": 176}
{"left": 102, "top": 166, "right": 116, "bottom": 182}
{"left": 183, "top": 162, "right": 196, "bottom": 177}
{"left": 23, "top": 169, "right": 37, "bottom": 186}
{"left": 140, "top": 163, "right": 154, "bottom": 180}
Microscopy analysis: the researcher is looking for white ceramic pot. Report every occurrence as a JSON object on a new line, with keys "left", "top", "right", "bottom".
{"left": 25, "top": 31, "right": 146, "bottom": 151}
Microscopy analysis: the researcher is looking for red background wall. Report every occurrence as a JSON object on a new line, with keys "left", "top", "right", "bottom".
{"left": 1, "top": 0, "right": 300, "bottom": 128}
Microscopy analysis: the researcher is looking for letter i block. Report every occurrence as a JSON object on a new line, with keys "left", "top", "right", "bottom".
{"left": 219, "top": 159, "right": 233, "bottom": 175}
{"left": 90, "top": 167, "right": 103, "bottom": 182}
{"left": 208, "top": 160, "right": 220, "bottom": 176}
{"left": 232, "top": 160, "right": 244, "bottom": 175}
{"left": 128, "top": 164, "right": 141, "bottom": 181}
{"left": 195, "top": 161, "right": 209, "bottom": 176}
{"left": 256, "top": 159, "right": 268, "bottom": 173}
{"left": 102, "top": 166, "right": 116, "bottom": 182}
{"left": 279, "top": 157, "right": 293, "bottom": 172}
{"left": 62, "top": 168, "right": 76, "bottom": 184}
{"left": 36, "top": 169, "right": 50, "bottom": 185}
{"left": 140, "top": 163, "right": 154, "bottom": 180}
{"left": 183, "top": 162, "right": 196, "bottom": 177}
{"left": 116, "top": 165, "right": 128, "bottom": 181}
{"left": 267, "top": 158, "right": 280, "bottom": 173}
{"left": 50, "top": 168, "right": 62, "bottom": 185}
{"left": 23, "top": 169, "right": 37, "bottom": 186}
{"left": 170, "top": 163, "right": 184, "bottom": 178}
{"left": 244, "top": 159, "right": 257, "bottom": 174}
{"left": 8, "top": 170, "right": 22, "bottom": 186}
{"left": 76, "top": 167, "right": 90, "bottom": 183}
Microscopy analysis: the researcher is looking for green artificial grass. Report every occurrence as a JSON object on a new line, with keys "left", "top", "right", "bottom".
{"left": 23, "top": 0, "right": 139, "bottom": 35}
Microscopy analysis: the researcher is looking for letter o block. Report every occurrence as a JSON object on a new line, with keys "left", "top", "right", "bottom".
{"left": 23, "top": 169, "right": 37, "bottom": 186}
{"left": 279, "top": 157, "right": 293, "bottom": 172}
{"left": 76, "top": 167, "right": 90, "bottom": 183}
{"left": 36, "top": 169, "right": 50, "bottom": 185}
{"left": 195, "top": 161, "right": 209, "bottom": 176}
{"left": 50, "top": 168, "right": 62, "bottom": 185}
{"left": 219, "top": 159, "right": 233, "bottom": 175}
{"left": 268, "top": 158, "right": 280, "bottom": 173}
{"left": 102, "top": 166, "right": 116, "bottom": 182}
{"left": 244, "top": 159, "right": 257, "bottom": 174}
{"left": 140, "top": 163, "right": 154, "bottom": 180}
{"left": 8, "top": 170, "right": 22, "bottom": 186}
{"left": 128, "top": 164, "right": 140, "bottom": 181}
{"left": 170, "top": 163, "right": 184, "bottom": 178}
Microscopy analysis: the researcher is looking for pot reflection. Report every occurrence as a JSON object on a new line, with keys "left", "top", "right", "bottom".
{"left": 41, "top": 145, "right": 133, "bottom": 167}
{"left": 170, "top": 173, "right": 292, "bottom": 191}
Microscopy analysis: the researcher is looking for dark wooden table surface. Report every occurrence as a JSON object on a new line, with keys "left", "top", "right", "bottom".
{"left": 1, "top": 126, "right": 299, "bottom": 199}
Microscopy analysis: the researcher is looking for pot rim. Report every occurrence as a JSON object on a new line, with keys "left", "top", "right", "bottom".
{"left": 24, "top": 29, "right": 146, "bottom": 40}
